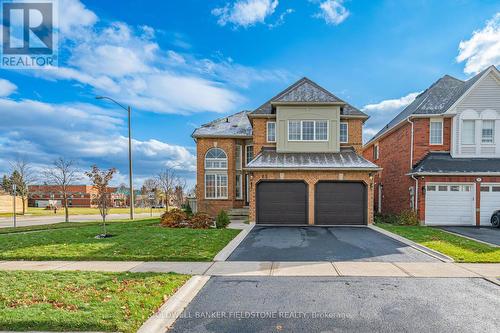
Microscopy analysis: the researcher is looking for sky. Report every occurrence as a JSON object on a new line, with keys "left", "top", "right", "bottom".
{"left": 1, "top": 0, "right": 500, "bottom": 188}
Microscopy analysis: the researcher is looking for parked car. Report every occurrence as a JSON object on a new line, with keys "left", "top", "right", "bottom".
{"left": 152, "top": 204, "right": 165, "bottom": 209}
{"left": 491, "top": 211, "right": 500, "bottom": 228}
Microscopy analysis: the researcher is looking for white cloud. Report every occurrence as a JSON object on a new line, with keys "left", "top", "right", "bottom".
{"left": 212, "top": 0, "right": 279, "bottom": 28}
{"left": 362, "top": 92, "right": 420, "bottom": 143}
{"left": 313, "top": 0, "right": 349, "bottom": 25}
{"left": 457, "top": 13, "right": 500, "bottom": 74}
{"left": 58, "top": 0, "right": 98, "bottom": 37}
{"left": 0, "top": 79, "right": 17, "bottom": 97}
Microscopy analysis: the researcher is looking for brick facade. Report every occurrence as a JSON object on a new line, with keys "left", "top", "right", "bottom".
{"left": 340, "top": 118, "right": 364, "bottom": 154}
{"left": 251, "top": 117, "right": 276, "bottom": 155}
{"left": 248, "top": 170, "right": 374, "bottom": 224}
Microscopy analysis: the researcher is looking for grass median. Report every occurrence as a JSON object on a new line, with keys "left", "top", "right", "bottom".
{"left": 0, "top": 218, "right": 240, "bottom": 261}
{"left": 377, "top": 223, "right": 500, "bottom": 263}
{"left": 0, "top": 270, "right": 189, "bottom": 332}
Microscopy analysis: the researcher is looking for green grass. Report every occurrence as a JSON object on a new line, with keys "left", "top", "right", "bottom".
{"left": 0, "top": 218, "right": 240, "bottom": 261}
{"left": 377, "top": 223, "right": 500, "bottom": 263}
{"left": 0, "top": 207, "right": 166, "bottom": 217}
{"left": 0, "top": 270, "right": 189, "bottom": 332}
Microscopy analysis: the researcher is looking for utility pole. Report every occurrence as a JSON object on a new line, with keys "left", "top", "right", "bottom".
{"left": 12, "top": 183, "right": 17, "bottom": 228}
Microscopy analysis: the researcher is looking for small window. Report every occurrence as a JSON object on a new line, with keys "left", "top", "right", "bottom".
{"left": 373, "top": 144, "right": 379, "bottom": 160}
{"left": 288, "top": 121, "right": 301, "bottom": 140}
{"left": 235, "top": 174, "right": 242, "bottom": 199}
{"left": 430, "top": 119, "right": 443, "bottom": 145}
{"left": 450, "top": 185, "right": 460, "bottom": 192}
{"left": 340, "top": 122, "right": 348, "bottom": 143}
{"left": 438, "top": 185, "right": 448, "bottom": 191}
{"left": 235, "top": 145, "right": 242, "bottom": 170}
{"left": 267, "top": 122, "right": 276, "bottom": 143}
{"left": 245, "top": 145, "right": 254, "bottom": 164}
{"left": 462, "top": 120, "right": 476, "bottom": 144}
{"left": 481, "top": 120, "right": 495, "bottom": 144}
{"left": 462, "top": 185, "right": 471, "bottom": 192}
{"left": 481, "top": 186, "right": 490, "bottom": 192}
{"left": 492, "top": 186, "right": 500, "bottom": 192}
{"left": 427, "top": 185, "right": 436, "bottom": 191}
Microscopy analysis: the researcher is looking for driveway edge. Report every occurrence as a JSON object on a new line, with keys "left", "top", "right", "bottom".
{"left": 137, "top": 275, "right": 210, "bottom": 333}
{"left": 369, "top": 225, "right": 454, "bottom": 263}
{"left": 437, "top": 228, "right": 499, "bottom": 248}
{"left": 213, "top": 223, "right": 255, "bottom": 261}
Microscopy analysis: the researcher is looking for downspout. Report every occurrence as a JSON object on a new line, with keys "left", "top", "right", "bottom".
{"left": 406, "top": 117, "right": 418, "bottom": 213}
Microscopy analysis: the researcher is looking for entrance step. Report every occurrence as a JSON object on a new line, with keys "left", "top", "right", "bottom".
{"left": 228, "top": 208, "right": 249, "bottom": 220}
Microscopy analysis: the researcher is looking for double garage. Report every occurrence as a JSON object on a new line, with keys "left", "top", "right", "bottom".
{"left": 425, "top": 182, "right": 500, "bottom": 226}
{"left": 256, "top": 180, "right": 367, "bottom": 225}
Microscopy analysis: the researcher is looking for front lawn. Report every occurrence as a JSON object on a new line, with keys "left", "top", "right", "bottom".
{"left": 0, "top": 218, "right": 240, "bottom": 261}
{"left": 377, "top": 223, "right": 500, "bottom": 263}
{"left": 0, "top": 270, "right": 189, "bottom": 332}
{"left": 0, "top": 207, "right": 166, "bottom": 217}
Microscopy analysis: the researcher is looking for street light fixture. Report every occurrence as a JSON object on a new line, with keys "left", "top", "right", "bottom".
{"left": 95, "top": 96, "right": 135, "bottom": 220}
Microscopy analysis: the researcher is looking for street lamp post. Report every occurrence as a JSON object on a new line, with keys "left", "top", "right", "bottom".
{"left": 96, "top": 96, "right": 135, "bottom": 220}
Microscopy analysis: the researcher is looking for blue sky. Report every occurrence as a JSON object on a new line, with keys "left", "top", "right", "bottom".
{"left": 1, "top": 0, "right": 500, "bottom": 187}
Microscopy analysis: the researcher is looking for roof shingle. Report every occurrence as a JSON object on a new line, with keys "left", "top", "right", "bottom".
{"left": 411, "top": 152, "right": 500, "bottom": 174}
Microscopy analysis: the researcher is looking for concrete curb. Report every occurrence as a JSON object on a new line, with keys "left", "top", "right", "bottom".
{"left": 137, "top": 275, "right": 210, "bottom": 333}
{"left": 369, "top": 225, "right": 454, "bottom": 263}
{"left": 437, "top": 228, "right": 500, "bottom": 248}
{"left": 213, "top": 223, "right": 255, "bottom": 261}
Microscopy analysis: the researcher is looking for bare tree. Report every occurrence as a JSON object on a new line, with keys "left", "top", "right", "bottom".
{"left": 86, "top": 165, "right": 116, "bottom": 237}
{"left": 43, "top": 158, "right": 80, "bottom": 222}
{"left": 156, "top": 168, "right": 180, "bottom": 211}
{"left": 9, "top": 157, "right": 36, "bottom": 215}
{"left": 173, "top": 178, "right": 187, "bottom": 208}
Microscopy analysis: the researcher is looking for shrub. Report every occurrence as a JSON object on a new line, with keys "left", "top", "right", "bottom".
{"left": 184, "top": 202, "right": 193, "bottom": 217}
{"left": 375, "top": 210, "right": 420, "bottom": 226}
{"left": 160, "top": 208, "right": 188, "bottom": 228}
{"left": 215, "top": 210, "right": 230, "bottom": 229}
{"left": 189, "top": 212, "right": 213, "bottom": 229}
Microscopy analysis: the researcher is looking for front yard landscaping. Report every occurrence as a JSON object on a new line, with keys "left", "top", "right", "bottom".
{"left": 0, "top": 207, "right": 166, "bottom": 217}
{"left": 0, "top": 270, "right": 189, "bottom": 332}
{"left": 377, "top": 223, "right": 500, "bottom": 263}
{"left": 0, "top": 218, "right": 240, "bottom": 261}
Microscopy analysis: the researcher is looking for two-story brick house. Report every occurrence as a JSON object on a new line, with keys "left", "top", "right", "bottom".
{"left": 193, "top": 78, "right": 380, "bottom": 225}
{"left": 363, "top": 65, "right": 500, "bottom": 226}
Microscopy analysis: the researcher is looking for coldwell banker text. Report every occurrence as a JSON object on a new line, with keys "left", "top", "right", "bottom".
{"left": 1, "top": 0, "right": 58, "bottom": 69}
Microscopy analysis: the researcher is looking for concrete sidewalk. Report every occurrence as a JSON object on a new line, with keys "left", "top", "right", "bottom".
{"left": 0, "top": 212, "right": 161, "bottom": 228}
{"left": 0, "top": 260, "right": 499, "bottom": 278}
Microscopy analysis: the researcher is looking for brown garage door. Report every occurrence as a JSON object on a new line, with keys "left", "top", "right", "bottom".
{"left": 256, "top": 181, "right": 308, "bottom": 225}
{"left": 315, "top": 181, "right": 366, "bottom": 225}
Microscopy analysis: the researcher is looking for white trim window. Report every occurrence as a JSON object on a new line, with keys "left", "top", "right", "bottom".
{"left": 340, "top": 122, "right": 348, "bottom": 143}
{"left": 245, "top": 145, "right": 254, "bottom": 165}
{"left": 288, "top": 120, "right": 329, "bottom": 141}
{"left": 235, "top": 145, "right": 242, "bottom": 170}
{"left": 482, "top": 120, "right": 495, "bottom": 144}
{"left": 235, "top": 174, "right": 242, "bottom": 199}
{"left": 205, "top": 148, "right": 228, "bottom": 199}
{"left": 267, "top": 121, "right": 276, "bottom": 142}
{"left": 462, "top": 120, "right": 476, "bottom": 145}
{"left": 429, "top": 119, "right": 443, "bottom": 145}
{"left": 373, "top": 143, "right": 379, "bottom": 160}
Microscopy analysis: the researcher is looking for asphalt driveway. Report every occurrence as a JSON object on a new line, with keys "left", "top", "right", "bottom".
{"left": 438, "top": 226, "right": 500, "bottom": 246}
{"left": 227, "top": 226, "right": 438, "bottom": 262}
{"left": 170, "top": 276, "right": 500, "bottom": 333}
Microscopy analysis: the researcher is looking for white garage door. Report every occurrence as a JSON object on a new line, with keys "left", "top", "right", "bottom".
{"left": 425, "top": 184, "right": 475, "bottom": 226}
{"left": 480, "top": 184, "right": 500, "bottom": 226}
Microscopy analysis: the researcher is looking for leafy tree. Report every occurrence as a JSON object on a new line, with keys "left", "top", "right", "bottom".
{"left": 86, "top": 165, "right": 116, "bottom": 237}
{"left": 1, "top": 175, "right": 11, "bottom": 193}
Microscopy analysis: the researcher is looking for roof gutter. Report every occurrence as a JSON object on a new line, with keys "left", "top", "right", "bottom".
{"left": 407, "top": 172, "right": 500, "bottom": 176}
{"left": 244, "top": 167, "right": 383, "bottom": 171}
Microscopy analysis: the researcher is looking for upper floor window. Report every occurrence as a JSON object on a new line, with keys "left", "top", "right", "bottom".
{"left": 245, "top": 145, "right": 254, "bottom": 165}
{"left": 429, "top": 119, "right": 443, "bottom": 145}
{"left": 373, "top": 143, "right": 379, "bottom": 160}
{"left": 482, "top": 120, "right": 495, "bottom": 144}
{"left": 205, "top": 148, "right": 227, "bottom": 169}
{"left": 267, "top": 122, "right": 276, "bottom": 142}
{"left": 288, "top": 120, "right": 328, "bottom": 141}
{"left": 462, "top": 120, "right": 475, "bottom": 145}
{"left": 235, "top": 145, "right": 242, "bottom": 170}
{"left": 340, "top": 122, "right": 348, "bottom": 143}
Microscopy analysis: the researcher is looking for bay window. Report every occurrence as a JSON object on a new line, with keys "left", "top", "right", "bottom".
{"left": 482, "top": 120, "right": 495, "bottom": 144}
{"left": 205, "top": 148, "right": 228, "bottom": 199}
{"left": 288, "top": 120, "right": 329, "bottom": 141}
{"left": 462, "top": 120, "right": 475, "bottom": 144}
{"left": 429, "top": 119, "right": 443, "bottom": 145}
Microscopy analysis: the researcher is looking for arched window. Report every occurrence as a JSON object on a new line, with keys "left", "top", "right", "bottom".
{"left": 204, "top": 148, "right": 228, "bottom": 199}
{"left": 205, "top": 148, "right": 228, "bottom": 170}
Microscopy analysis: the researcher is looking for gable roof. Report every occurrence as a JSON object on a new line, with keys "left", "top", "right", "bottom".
{"left": 192, "top": 111, "right": 252, "bottom": 138}
{"left": 252, "top": 77, "right": 368, "bottom": 117}
{"left": 365, "top": 66, "right": 498, "bottom": 145}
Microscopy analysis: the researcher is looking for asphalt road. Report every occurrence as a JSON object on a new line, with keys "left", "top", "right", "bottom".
{"left": 439, "top": 226, "right": 500, "bottom": 246}
{"left": 0, "top": 212, "right": 161, "bottom": 228}
{"left": 170, "top": 276, "right": 500, "bottom": 333}
{"left": 228, "top": 226, "right": 438, "bottom": 262}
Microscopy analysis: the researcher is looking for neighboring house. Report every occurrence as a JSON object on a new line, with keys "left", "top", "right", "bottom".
{"left": 192, "top": 78, "right": 380, "bottom": 225}
{"left": 28, "top": 185, "right": 121, "bottom": 208}
{"left": 363, "top": 65, "right": 500, "bottom": 226}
